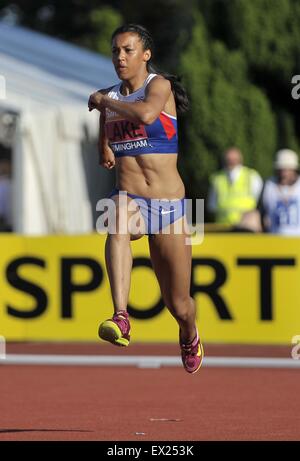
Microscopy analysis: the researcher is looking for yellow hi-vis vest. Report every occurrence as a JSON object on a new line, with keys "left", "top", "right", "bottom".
{"left": 211, "top": 167, "right": 257, "bottom": 224}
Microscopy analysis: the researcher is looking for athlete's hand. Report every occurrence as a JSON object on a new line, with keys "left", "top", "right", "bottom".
{"left": 100, "top": 149, "right": 115, "bottom": 169}
{"left": 88, "top": 91, "right": 107, "bottom": 112}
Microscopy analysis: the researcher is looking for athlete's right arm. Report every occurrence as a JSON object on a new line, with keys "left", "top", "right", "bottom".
{"left": 97, "top": 87, "right": 115, "bottom": 170}
{"left": 89, "top": 77, "right": 172, "bottom": 125}
{"left": 99, "top": 112, "right": 115, "bottom": 169}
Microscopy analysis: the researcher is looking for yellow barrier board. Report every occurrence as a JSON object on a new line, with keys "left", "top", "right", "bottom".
{"left": 0, "top": 234, "right": 298, "bottom": 344}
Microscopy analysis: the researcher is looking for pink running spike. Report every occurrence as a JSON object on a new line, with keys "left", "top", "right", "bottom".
{"left": 180, "top": 328, "right": 204, "bottom": 374}
{"left": 98, "top": 310, "right": 131, "bottom": 347}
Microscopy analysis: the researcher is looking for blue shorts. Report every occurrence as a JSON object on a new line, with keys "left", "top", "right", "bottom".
{"left": 108, "top": 188, "right": 186, "bottom": 235}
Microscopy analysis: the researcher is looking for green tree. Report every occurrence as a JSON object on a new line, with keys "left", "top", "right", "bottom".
{"left": 81, "top": 6, "right": 122, "bottom": 56}
{"left": 198, "top": 0, "right": 300, "bottom": 153}
{"left": 179, "top": 12, "right": 277, "bottom": 202}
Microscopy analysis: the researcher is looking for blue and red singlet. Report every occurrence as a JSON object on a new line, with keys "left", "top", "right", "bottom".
{"left": 104, "top": 73, "right": 178, "bottom": 157}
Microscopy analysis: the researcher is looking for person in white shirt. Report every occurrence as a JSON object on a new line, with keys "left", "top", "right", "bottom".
{"left": 208, "top": 147, "right": 263, "bottom": 229}
{"left": 260, "top": 149, "right": 300, "bottom": 235}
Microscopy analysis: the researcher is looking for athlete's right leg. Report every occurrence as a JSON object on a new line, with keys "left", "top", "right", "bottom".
{"left": 105, "top": 232, "right": 132, "bottom": 314}
{"left": 98, "top": 193, "right": 145, "bottom": 346}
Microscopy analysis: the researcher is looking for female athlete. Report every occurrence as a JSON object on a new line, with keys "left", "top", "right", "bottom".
{"left": 88, "top": 24, "right": 203, "bottom": 373}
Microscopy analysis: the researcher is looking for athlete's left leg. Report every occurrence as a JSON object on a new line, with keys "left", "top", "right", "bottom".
{"left": 148, "top": 218, "right": 203, "bottom": 372}
{"left": 148, "top": 218, "right": 196, "bottom": 343}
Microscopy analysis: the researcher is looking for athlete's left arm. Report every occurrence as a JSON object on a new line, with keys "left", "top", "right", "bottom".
{"left": 88, "top": 77, "right": 171, "bottom": 125}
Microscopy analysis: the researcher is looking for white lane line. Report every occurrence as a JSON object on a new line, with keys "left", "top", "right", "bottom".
{"left": 1, "top": 354, "right": 300, "bottom": 368}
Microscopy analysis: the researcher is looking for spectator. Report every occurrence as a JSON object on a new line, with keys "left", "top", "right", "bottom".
{"left": 208, "top": 147, "right": 263, "bottom": 229}
{"left": 260, "top": 149, "right": 300, "bottom": 235}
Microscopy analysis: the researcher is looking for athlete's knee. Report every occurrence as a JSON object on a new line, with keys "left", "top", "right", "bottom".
{"left": 167, "top": 296, "right": 195, "bottom": 322}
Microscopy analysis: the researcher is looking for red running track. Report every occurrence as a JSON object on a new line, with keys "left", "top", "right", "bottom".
{"left": 0, "top": 343, "right": 299, "bottom": 441}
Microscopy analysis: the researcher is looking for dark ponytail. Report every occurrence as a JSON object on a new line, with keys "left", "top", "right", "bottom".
{"left": 111, "top": 24, "right": 189, "bottom": 114}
